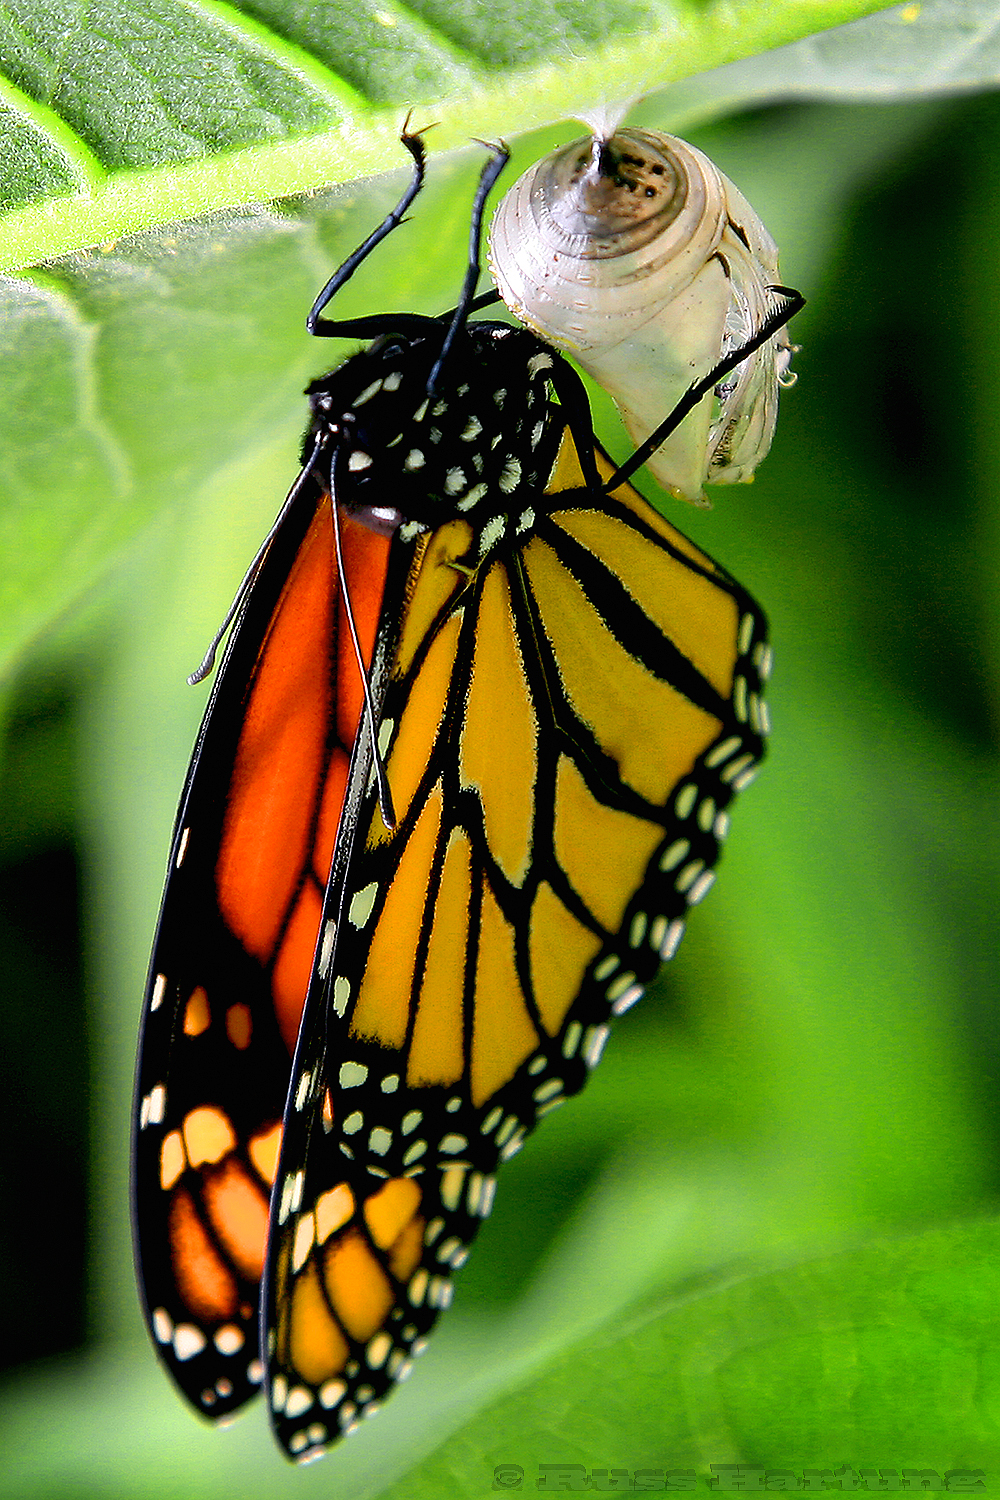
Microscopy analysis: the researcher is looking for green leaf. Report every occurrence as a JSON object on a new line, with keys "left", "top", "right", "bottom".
{"left": 383, "top": 1217, "right": 1000, "bottom": 1494}
{"left": 0, "top": 1, "right": 908, "bottom": 269}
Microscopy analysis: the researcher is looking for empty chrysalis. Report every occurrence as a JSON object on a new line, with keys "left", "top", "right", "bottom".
{"left": 488, "top": 129, "right": 799, "bottom": 506}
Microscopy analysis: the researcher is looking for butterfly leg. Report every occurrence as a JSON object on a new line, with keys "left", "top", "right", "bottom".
{"left": 605, "top": 285, "right": 806, "bottom": 492}
{"left": 307, "top": 122, "right": 429, "bottom": 337}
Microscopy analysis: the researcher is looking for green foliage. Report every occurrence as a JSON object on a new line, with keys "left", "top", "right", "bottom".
{"left": 3, "top": 3, "right": 1000, "bottom": 1497}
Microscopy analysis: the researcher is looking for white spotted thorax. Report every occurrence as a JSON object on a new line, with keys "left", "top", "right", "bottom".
{"left": 488, "top": 129, "right": 795, "bottom": 506}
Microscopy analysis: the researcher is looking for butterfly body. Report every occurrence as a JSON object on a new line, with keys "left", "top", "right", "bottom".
{"left": 133, "top": 132, "right": 785, "bottom": 1463}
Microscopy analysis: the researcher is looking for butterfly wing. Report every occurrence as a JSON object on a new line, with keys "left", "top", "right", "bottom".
{"left": 263, "top": 428, "right": 769, "bottom": 1460}
{"left": 132, "top": 479, "right": 392, "bottom": 1421}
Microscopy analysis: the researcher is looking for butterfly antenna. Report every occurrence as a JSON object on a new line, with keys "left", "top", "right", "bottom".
{"left": 427, "top": 141, "right": 510, "bottom": 392}
{"left": 188, "top": 434, "right": 326, "bottom": 685}
{"left": 605, "top": 285, "right": 806, "bottom": 493}
{"left": 329, "top": 481, "right": 397, "bottom": 832}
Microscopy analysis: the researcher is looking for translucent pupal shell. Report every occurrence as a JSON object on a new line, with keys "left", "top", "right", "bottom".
{"left": 488, "top": 129, "right": 795, "bottom": 505}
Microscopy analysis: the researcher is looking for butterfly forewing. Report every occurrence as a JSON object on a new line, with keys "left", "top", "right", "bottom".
{"left": 263, "top": 402, "right": 769, "bottom": 1461}
{"left": 132, "top": 484, "right": 391, "bottom": 1420}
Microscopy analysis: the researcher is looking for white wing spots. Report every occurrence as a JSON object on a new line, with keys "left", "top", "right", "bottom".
{"left": 755, "top": 642, "right": 774, "bottom": 680}
{"left": 278, "top": 1170, "right": 304, "bottom": 1225}
{"left": 436, "top": 1234, "right": 462, "bottom": 1264}
{"left": 141, "top": 1083, "right": 166, "bottom": 1129}
{"left": 610, "top": 982, "right": 644, "bottom": 1016}
{"left": 517, "top": 507, "right": 535, "bottom": 532}
{"left": 444, "top": 468, "right": 467, "bottom": 496}
{"left": 399, "top": 520, "right": 424, "bottom": 542}
{"left": 175, "top": 826, "right": 191, "bottom": 869}
{"left": 381, "top": 1073, "right": 399, "bottom": 1093}
{"left": 748, "top": 691, "right": 764, "bottom": 734}
{"left": 494, "top": 1115, "right": 519, "bottom": 1147}
{"left": 456, "top": 482, "right": 488, "bottom": 511}
{"left": 660, "top": 919, "right": 686, "bottom": 960}
{"left": 403, "top": 1139, "right": 426, "bottom": 1166}
{"left": 477, "top": 514, "right": 506, "bottom": 555}
{"left": 493, "top": 389, "right": 507, "bottom": 407}
{"left": 583, "top": 1024, "right": 610, "bottom": 1069}
{"left": 349, "top": 883, "right": 378, "bottom": 928}
{"left": 352, "top": 379, "right": 383, "bottom": 407}
{"left": 383, "top": 371, "right": 402, "bottom": 392}
{"left": 366, "top": 1332, "right": 392, "bottom": 1369}
{"left": 715, "top": 810, "right": 731, "bottom": 840}
{"left": 214, "top": 1324, "right": 244, "bottom": 1355}
{"left": 445, "top": 1096, "right": 462, "bottom": 1113}
{"left": 738, "top": 612, "right": 756, "bottom": 655}
{"left": 152, "top": 1307, "right": 173, "bottom": 1344}
{"left": 732, "top": 764, "right": 760, "bottom": 792}
{"left": 475, "top": 1173, "right": 495, "bottom": 1216}
{"left": 424, "top": 1217, "right": 444, "bottom": 1245}
{"left": 332, "top": 976, "right": 351, "bottom": 1017}
{"left": 461, "top": 416, "right": 482, "bottom": 441}
{"left": 562, "top": 1021, "right": 582, "bottom": 1058}
{"left": 348, "top": 451, "right": 373, "bottom": 472}
{"left": 675, "top": 859, "right": 705, "bottom": 894}
{"left": 531, "top": 421, "right": 545, "bottom": 448}
{"left": 295, "top": 1070, "right": 313, "bottom": 1111}
{"left": 343, "top": 1111, "right": 363, "bottom": 1135}
{"left": 674, "top": 784, "right": 698, "bottom": 819}
{"left": 318, "top": 918, "right": 336, "bottom": 979}
{"left": 432, "top": 399, "right": 448, "bottom": 416}
{"left": 413, "top": 399, "right": 430, "bottom": 422}
{"left": 733, "top": 675, "right": 748, "bottom": 723}
{"left": 527, "top": 1054, "right": 546, "bottom": 1075}
{"left": 319, "top": 1378, "right": 347, "bottom": 1408}
{"left": 271, "top": 1374, "right": 288, "bottom": 1411}
{"left": 408, "top": 1268, "right": 429, "bottom": 1306}
{"left": 481, "top": 1106, "right": 503, "bottom": 1134}
{"left": 629, "top": 911, "right": 648, "bottom": 948}
{"left": 593, "top": 954, "right": 618, "bottom": 982}
{"left": 533, "top": 1077, "right": 563, "bottom": 1103}
{"left": 720, "top": 752, "right": 755, "bottom": 785}
{"left": 688, "top": 870, "right": 717, "bottom": 904}
{"left": 285, "top": 1386, "right": 314, "bottom": 1419}
{"left": 499, "top": 458, "right": 521, "bottom": 493}
{"left": 369, "top": 1127, "right": 392, "bottom": 1155}
{"left": 697, "top": 797, "right": 716, "bottom": 832}
{"left": 402, "top": 1109, "right": 422, "bottom": 1134}
{"left": 440, "top": 1164, "right": 467, "bottom": 1211}
{"left": 499, "top": 1128, "right": 526, "bottom": 1161}
{"left": 705, "top": 735, "right": 742, "bottom": 768}
{"left": 339, "top": 1060, "right": 368, "bottom": 1088}
{"left": 150, "top": 973, "right": 166, "bottom": 1012}
{"left": 404, "top": 449, "right": 425, "bottom": 471}
{"left": 607, "top": 970, "right": 637, "bottom": 1003}
{"left": 377, "top": 717, "right": 395, "bottom": 755}
{"left": 293, "top": 1214, "right": 315, "bottom": 1272}
{"left": 428, "top": 428, "right": 443, "bottom": 444}
{"left": 428, "top": 1275, "right": 453, "bottom": 1308}
{"left": 173, "top": 1324, "right": 206, "bottom": 1361}
{"left": 536, "top": 1095, "right": 565, "bottom": 1117}
{"left": 248, "top": 1359, "right": 264, "bottom": 1384}
{"left": 439, "top": 1133, "right": 467, "bottom": 1155}
{"left": 527, "top": 351, "right": 553, "bottom": 376}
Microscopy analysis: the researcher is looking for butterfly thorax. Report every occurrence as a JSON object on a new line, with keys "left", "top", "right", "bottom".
{"left": 304, "top": 323, "right": 559, "bottom": 538}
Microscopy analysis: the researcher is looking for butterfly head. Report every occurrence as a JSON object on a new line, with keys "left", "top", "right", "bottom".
{"left": 304, "top": 324, "right": 559, "bottom": 536}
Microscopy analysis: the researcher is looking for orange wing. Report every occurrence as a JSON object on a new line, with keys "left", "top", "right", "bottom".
{"left": 132, "top": 483, "right": 391, "bottom": 1420}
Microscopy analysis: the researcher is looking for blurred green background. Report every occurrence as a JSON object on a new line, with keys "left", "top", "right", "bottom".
{"left": 2, "top": 73, "right": 1000, "bottom": 1498}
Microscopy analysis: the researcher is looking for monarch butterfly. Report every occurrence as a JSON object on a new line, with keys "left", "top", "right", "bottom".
{"left": 132, "top": 124, "right": 801, "bottom": 1463}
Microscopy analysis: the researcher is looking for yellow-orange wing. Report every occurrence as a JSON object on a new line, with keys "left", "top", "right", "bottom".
{"left": 132, "top": 485, "right": 392, "bottom": 1420}
{"left": 263, "top": 431, "right": 770, "bottom": 1460}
